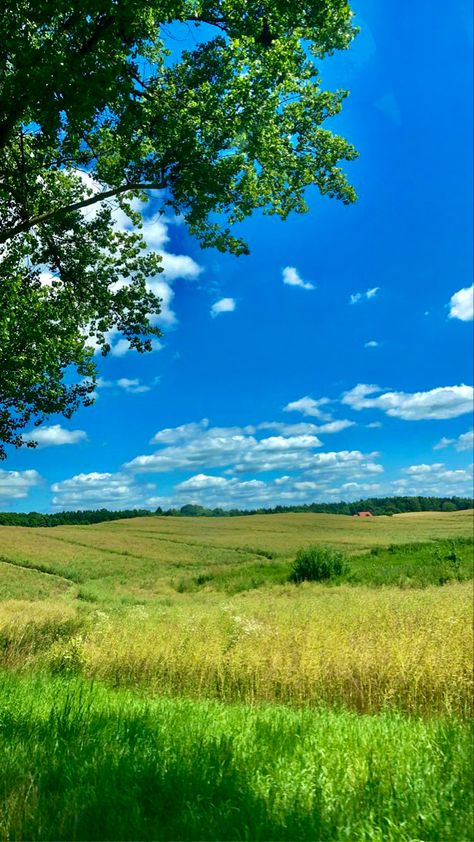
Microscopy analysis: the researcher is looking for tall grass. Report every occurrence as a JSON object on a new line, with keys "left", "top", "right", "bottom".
{"left": 81, "top": 583, "right": 472, "bottom": 715}
{"left": 2, "top": 584, "right": 469, "bottom": 716}
{"left": 0, "top": 671, "right": 472, "bottom": 842}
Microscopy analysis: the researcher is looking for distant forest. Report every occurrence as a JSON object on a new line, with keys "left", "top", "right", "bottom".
{"left": 0, "top": 497, "right": 472, "bottom": 527}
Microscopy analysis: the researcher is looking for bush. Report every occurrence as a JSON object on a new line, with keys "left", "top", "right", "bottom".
{"left": 289, "top": 546, "right": 349, "bottom": 583}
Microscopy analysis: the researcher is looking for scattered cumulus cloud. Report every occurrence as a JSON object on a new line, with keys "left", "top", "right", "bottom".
{"left": 282, "top": 266, "right": 315, "bottom": 290}
{"left": 148, "top": 450, "right": 384, "bottom": 510}
{"left": 449, "top": 284, "right": 473, "bottom": 321}
{"left": 364, "top": 340, "right": 379, "bottom": 348}
{"left": 93, "top": 377, "right": 155, "bottom": 395}
{"left": 342, "top": 383, "right": 473, "bottom": 420}
{"left": 350, "top": 287, "right": 379, "bottom": 304}
{"left": 116, "top": 378, "right": 151, "bottom": 394}
{"left": 74, "top": 172, "right": 202, "bottom": 348}
{"left": 51, "top": 471, "right": 155, "bottom": 509}
{"left": 22, "top": 425, "right": 87, "bottom": 447}
{"left": 456, "top": 431, "right": 474, "bottom": 452}
{"left": 433, "top": 437, "right": 454, "bottom": 451}
{"left": 126, "top": 423, "right": 329, "bottom": 475}
{"left": 210, "top": 298, "right": 236, "bottom": 318}
{"left": 0, "top": 469, "right": 42, "bottom": 501}
{"left": 434, "top": 430, "right": 473, "bottom": 452}
{"left": 397, "top": 462, "right": 473, "bottom": 496}
{"left": 283, "top": 396, "right": 332, "bottom": 420}
{"left": 316, "top": 419, "right": 356, "bottom": 433}
{"left": 257, "top": 419, "right": 354, "bottom": 435}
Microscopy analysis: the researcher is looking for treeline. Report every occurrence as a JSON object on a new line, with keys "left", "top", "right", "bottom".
{"left": 0, "top": 509, "right": 151, "bottom": 528}
{"left": 161, "top": 496, "right": 474, "bottom": 518}
{"left": 0, "top": 497, "right": 472, "bottom": 528}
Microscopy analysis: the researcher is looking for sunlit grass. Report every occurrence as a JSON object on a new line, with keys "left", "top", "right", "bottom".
{"left": 0, "top": 671, "right": 471, "bottom": 842}
{"left": 0, "top": 511, "right": 472, "bottom": 839}
{"left": 80, "top": 581, "right": 473, "bottom": 716}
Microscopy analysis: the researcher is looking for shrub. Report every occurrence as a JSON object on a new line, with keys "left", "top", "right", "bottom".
{"left": 289, "top": 546, "right": 349, "bottom": 583}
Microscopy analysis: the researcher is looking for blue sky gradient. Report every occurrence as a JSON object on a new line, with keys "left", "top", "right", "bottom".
{"left": 2, "top": 0, "right": 473, "bottom": 512}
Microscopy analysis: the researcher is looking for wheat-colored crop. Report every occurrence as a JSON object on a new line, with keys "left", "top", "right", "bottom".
{"left": 71, "top": 581, "right": 473, "bottom": 716}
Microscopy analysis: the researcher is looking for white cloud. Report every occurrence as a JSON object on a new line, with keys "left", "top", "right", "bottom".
{"left": 404, "top": 463, "right": 445, "bottom": 475}
{"left": 93, "top": 377, "right": 155, "bottom": 395}
{"left": 159, "top": 252, "right": 202, "bottom": 282}
{"left": 177, "top": 473, "right": 232, "bottom": 491}
{"left": 316, "top": 419, "right": 355, "bottom": 433}
{"left": 151, "top": 419, "right": 210, "bottom": 445}
{"left": 148, "top": 279, "right": 177, "bottom": 327}
{"left": 210, "top": 298, "right": 236, "bottom": 318}
{"left": 257, "top": 419, "right": 354, "bottom": 435}
{"left": 434, "top": 430, "right": 473, "bottom": 452}
{"left": 125, "top": 409, "right": 377, "bottom": 483}
{"left": 282, "top": 266, "right": 315, "bottom": 290}
{"left": 433, "top": 437, "right": 454, "bottom": 450}
{"left": 110, "top": 338, "right": 133, "bottom": 358}
{"left": 366, "top": 421, "right": 382, "bottom": 429}
{"left": 342, "top": 383, "right": 474, "bottom": 420}
{"left": 22, "top": 425, "right": 87, "bottom": 447}
{"left": 125, "top": 415, "right": 384, "bottom": 512}
{"left": 160, "top": 453, "right": 384, "bottom": 509}
{"left": 397, "top": 462, "right": 473, "bottom": 496}
{"left": 51, "top": 471, "right": 155, "bottom": 509}
{"left": 283, "top": 396, "right": 332, "bottom": 420}
{"left": 116, "top": 378, "right": 151, "bottom": 394}
{"left": 449, "top": 284, "right": 473, "bottom": 322}
{"left": 301, "top": 450, "right": 383, "bottom": 477}
{"left": 38, "top": 270, "right": 55, "bottom": 287}
{"left": 364, "top": 340, "right": 379, "bottom": 348}
{"left": 73, "top": 173, "right": 202, "bottom": 345}
{"left": 127, "top": 423, "right": 326, "bottom": 475}
{"left": 456, "top": 431, "right": 474, "bottom": 452}
{"left": 340, "top": 481, "right": 382, "bottom": 493}
{"left": 350, "top": 287, "right": 379, "bottom": 304}
{"left": 0, "top": 469, "right": 42, "bottom": 501}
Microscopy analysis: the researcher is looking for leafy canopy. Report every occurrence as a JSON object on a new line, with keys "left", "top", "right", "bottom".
{"left": 0, "top": 0, "right": 357, "bottom": 457}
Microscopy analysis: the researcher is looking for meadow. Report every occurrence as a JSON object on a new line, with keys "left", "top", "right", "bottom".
{"left": 0, "top": 509, "right": 472, "bottom": 839}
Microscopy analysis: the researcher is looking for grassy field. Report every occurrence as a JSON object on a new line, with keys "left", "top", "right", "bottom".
{"left": 0, "top": 671, "right": 471, "bottom": 842}
{"left": 0, "top": 509, "right": 472, "bottom": 839}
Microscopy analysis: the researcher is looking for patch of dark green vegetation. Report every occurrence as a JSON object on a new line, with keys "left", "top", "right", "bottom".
{"left": 176, "top": 538, "right": 473, "bottom": 594}
{"left": 289, "top": 546, "right": 350, "bottom": 583}
{"left": 287, "top": 537, "right": 473, "bottom": 589}
{"left": 348, "top": 536, "right": 473, "bottom": 588}
{"left": 0, "top": 671, "right": 471, "bottom": 842}
{"left": 175, "top": 559, "right": 289, "bottom": 594}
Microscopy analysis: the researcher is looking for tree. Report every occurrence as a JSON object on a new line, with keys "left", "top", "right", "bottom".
{"left": 0, "top": 1, "right": 358, "bottom": 458}
{"left": 441, "top": 501, "right": 457, "bottom": 512}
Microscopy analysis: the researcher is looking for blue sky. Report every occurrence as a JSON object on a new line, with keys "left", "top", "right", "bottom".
{"left": 2, "top": 0, "right": 473, "bottom": 512}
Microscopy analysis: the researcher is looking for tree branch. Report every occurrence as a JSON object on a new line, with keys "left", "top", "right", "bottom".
{"left": 0, "top": 181, "right": 166, "bottom": 244}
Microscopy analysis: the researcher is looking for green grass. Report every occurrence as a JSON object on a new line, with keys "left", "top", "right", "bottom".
{"left": 0, "top": 670, "right": 472, "bottom": 842}
{"left": 0, "top": 512, "right": 471, "bottom": 603}
{"left": 347, "top": 537, "right": 473, "bottom": 588}
{"left": 0, "top": 512, "right": 472, "bottom": 839}
{"left": 176, "top": 537, "right": 474, "bottom": 594}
